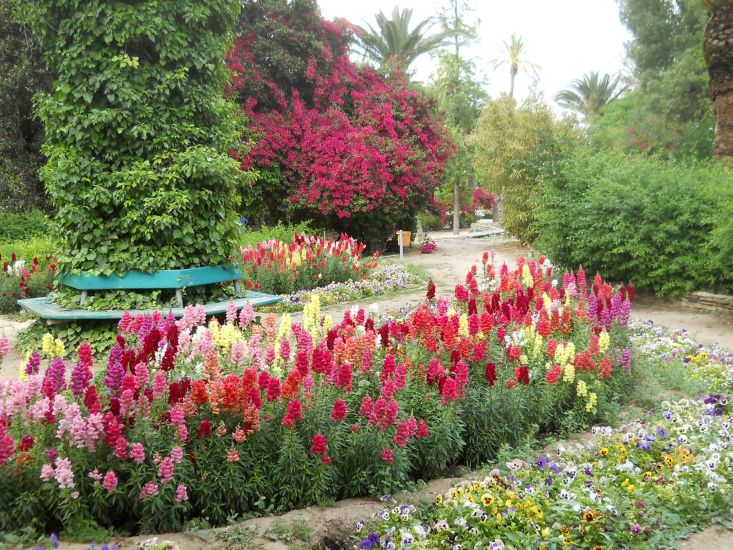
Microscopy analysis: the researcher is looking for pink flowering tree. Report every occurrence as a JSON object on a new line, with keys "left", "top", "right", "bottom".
{"left": 228, "top": 1, "right": 453, "bottom": 247}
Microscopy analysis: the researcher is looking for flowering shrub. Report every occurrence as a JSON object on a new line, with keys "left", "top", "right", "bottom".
{"left": 0, "top": 260, "right": 632, "bottom": 534}
{"left": 240, "top": 233, "right": 376, "bottom": 294}
{"left": 0, "top": 251, "right": 57, "bottom": 313}
{"left": 418, "top": 238, "right": 438, "bottom": 255}
{"left": 228, "top": 2, "right": 452, "bottom": 246}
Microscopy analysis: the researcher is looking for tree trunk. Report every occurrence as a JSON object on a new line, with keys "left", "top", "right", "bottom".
{"left": 704, "top": 5, "right": 733, "bottom": 159}
{"left": 453, "top": 178, "right": 460, "bottom": 234}
{"left": 509, "top": 68, "right": 516, "bottom": 99}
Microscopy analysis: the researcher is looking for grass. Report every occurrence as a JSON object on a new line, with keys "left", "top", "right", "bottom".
{"left": 214, "top": 524, "right": 259, "bottom": 550}
{"left": 264, "top": 519, "right": 313, "bottom": 549}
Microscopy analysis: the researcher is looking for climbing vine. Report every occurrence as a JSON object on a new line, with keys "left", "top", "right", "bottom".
{"left": 26, "top": 0, "right": 248, "bottom": 274}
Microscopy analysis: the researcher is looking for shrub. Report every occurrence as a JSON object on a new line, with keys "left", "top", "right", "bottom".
{"left": 417, "top": 211, "right": 445, "bottom": 232}
{"left": 537, "top": 150, "right": 733, "bottom": 295}
{"left": 237, "top": 221, "right": 322, "bottom": 249}
{"left": 26, "top": 0, "right": 249, "bottom": 274}
{"left": 0, "top": 259, "right": 633, "bottom": 534}
{"left": 471, "top": 97, "right": 578, "bottom": 243}
{"left": 240, "top": 233, "right": 376, "bottom": 295}
{"left": 0, "top": 248, "right": 57, "bottom": 314}
{"left": 228, "top": 1, "right": 452, "bottom": 249}
{"left": 0, "top": 210, "right": 50, "bottom": 242}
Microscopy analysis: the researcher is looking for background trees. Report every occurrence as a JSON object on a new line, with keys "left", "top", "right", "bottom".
{"left": 555, "top": 72, "right": 624, "bottom": 120}
{"left": 593, "top": 0, "right": 713, "bottom": 159}
{"left": 492, "top": 34, "right": 540, "bottom": 98}
{"left": 0, "top": 0, "right": 50, "bottom": 212}
{"left": 701, "top": 0, "right": 733, "bottom": 158}
{"left": 356, "top": 6, "right": 454, "bottom": 71}
{"left": 430, "top": 0, "right": 486, "bottom": 234}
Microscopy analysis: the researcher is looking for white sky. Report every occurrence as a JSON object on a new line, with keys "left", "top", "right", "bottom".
{"left": 319, "top": 0, "right": 632, "bottom": 107}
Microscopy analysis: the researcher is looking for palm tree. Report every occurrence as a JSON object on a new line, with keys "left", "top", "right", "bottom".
{"left": 492, "top": 34, "right": 540, "bottom": 98}
{"left": 701, "top": 0, "right": 733, "bottom": 158}
{"left": 358, "top": 7, "right": 454, "bottom": 71}
{"left": 555, "top": 72, "right": 625, "bottom": 119}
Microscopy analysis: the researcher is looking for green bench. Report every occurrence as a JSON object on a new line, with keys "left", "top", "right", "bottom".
{"left": 59, "top": 265, "right": 244, "bottom": 307}
{"left": 18, "top": 264, "right": 282, "bottom": 322}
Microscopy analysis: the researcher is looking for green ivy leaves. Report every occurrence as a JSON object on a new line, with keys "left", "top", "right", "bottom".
{"left": 27, "top": 0, "right": 248, "bottom": 275}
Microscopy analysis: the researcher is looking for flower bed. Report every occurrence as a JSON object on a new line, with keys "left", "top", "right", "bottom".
{"left": 357, "top": 323, "right": 733, "bottom": 549}
{"left": 240, "top": 233, "right": 376, "bottom": 295}
{"left": 263, "top": 263, "right": 417, "bottom": 313}
{"left": 0, "top": 260, "right": 633, "bottom": 536}
{"left": 360, "top": 395, "right": 733, "bottom": 549}
{"left": 0, "top": 251, "right": 57, "bottom": 314}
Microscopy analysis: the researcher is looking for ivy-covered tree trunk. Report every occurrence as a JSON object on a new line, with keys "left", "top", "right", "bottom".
{"left": 703, "top": 4, "right": 733, "bottom": 158}
{"left": 26, "top": 0, "right": 246, "bottom": 274}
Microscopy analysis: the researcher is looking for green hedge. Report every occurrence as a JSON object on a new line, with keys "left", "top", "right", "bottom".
{"left": 537, "top": 150, "right": 733, "bottom": 296}
{"left": 0, "top": 210, "right": 50, "bottom": 242}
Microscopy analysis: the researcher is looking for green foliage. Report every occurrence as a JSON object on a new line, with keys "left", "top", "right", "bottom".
{"left": 0, "top": 237, "right": 56, "bottom": 266}
{"left": 0, "top": 0, "right": 50, "bottom": 212}
{"left": 0, "top": 210, "right": 50, "bottom": 242}
{"left": 357, "top": 7, "right": 454, "bottom": 71}
{"left": 417, "top": 211, "right": 444, "bottom": 231}
{"left": 25, "top": 0, "right": 250, "bottom": 275}
{"left": 237, "top": 221, "right": 321, "bottom": 249}
{"left": 537, "top": 149, "right": 733, "bottom": 295}
{"left": 17, "top": 319, "right": 119, "bottom": 358}
{"left": 470, "top": 97, "right": 578, "bottom": 243}
{"left": 598, "top": 0, "right": 713, "bottom": 159}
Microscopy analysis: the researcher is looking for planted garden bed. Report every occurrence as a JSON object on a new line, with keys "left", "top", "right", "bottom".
{"left": 0, "top": 259, "right": 634, "bottom": 538}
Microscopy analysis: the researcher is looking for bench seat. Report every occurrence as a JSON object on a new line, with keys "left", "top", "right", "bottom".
{"left": 58, "top": 265, "right": 244, "bottom": 307}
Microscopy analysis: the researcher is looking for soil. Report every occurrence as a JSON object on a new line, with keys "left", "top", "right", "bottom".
{"left": 2, "top": 230, "right": 732, "bottom": 548}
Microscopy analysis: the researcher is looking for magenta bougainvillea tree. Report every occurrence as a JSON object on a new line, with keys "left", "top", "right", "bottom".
{"left": 228, "top": 1, "right": 453, "bottom": 246}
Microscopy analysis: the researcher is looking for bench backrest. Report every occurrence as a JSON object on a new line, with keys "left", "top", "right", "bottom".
{"left": 59, "top": 265, "right": 243, "bottom": 290}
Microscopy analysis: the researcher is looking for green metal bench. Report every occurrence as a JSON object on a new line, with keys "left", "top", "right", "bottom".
{"left": 58, "top": 265, "right": 245, "bottom": 307}
{"left": 17, "top": 264, "right": 283, "bottom": 322}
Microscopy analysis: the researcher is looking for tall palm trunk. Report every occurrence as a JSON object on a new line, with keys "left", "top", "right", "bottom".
{"left": 704, "top": 5, "right": 733, "bottom": 158}
{"left": 509, "top": 65, "right": 517, "bottom": 98}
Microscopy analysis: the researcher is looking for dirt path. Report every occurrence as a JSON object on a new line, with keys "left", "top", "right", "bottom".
{"left": 3, "top": 231, "right": 733, "bottom": 548}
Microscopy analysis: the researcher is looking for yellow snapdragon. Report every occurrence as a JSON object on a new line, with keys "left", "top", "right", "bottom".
{"left": 576, "top": 379, "right": 588, "bottom": 397}
{"left": 41, "top": 333, "right": 55, "bottom": 356}
{"left": 303, "top": 295, "right": 321, "bottom": 337}
{"left": 277, "top": 313, "right": 292, "bottom": 340}
{"left": 586, "top": 392, "right": 598, "bottom": 412}
{"left": 458, "top": 314, "right": 469, "bottom": 338}
{"left": 563, "top": 364, "right": 575, "bottom": 384}
{"left": 521, "top": 264, "right": 533, "bottom": 287}
{"left": 532, "top": 334, "right": 543, "bottom": 358}
{"left": 598, "top": 330, "right": 610, "bottom": 354}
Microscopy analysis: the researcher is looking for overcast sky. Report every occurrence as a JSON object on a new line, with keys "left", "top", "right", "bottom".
{"left": 319, "top": 0, "right": 632, "bottom": 107}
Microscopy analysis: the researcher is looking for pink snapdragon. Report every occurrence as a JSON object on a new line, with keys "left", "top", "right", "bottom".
{"left": 102, "top": 471, "right": 118, "bottom": 492}
{"left": 53, "top": 457, "right": 74, "bottom": 489}
{"left": 175, "top": 483, "right": 189, "bottom": 502}
{"left": 140, "top": 481, "right": 159, "bottom": 500}
{"left": 158, "top": 457, "right": 174, "bottom": 483}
